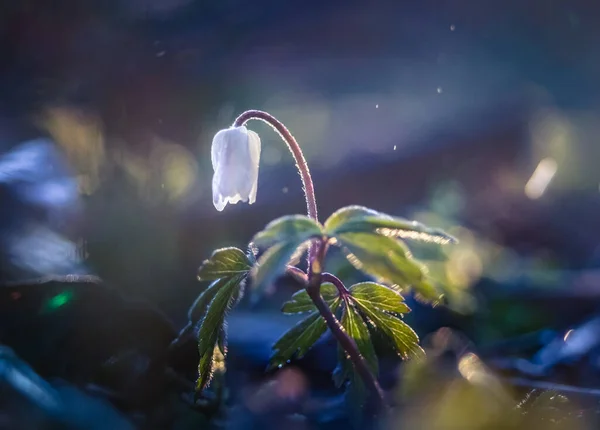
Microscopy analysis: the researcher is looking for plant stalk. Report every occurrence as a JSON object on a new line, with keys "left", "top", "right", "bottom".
{"left": 233, "top": 110, "right": 318, "bottom": 222}
{"left": 322, "top": 272, "right": 351, "bottom": 297}
{"left": 236, "top": 110, "right": 385, "bottom": 407}
{"left": 307, "top": 241, "right": 386, "bottom": 406}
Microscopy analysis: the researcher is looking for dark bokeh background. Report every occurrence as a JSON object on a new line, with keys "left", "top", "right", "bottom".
{"left": 2, "top": 1, "right": 600, "bottom": 428}
{"left": 4, "top": 0, "right": 599, "bottom": 316}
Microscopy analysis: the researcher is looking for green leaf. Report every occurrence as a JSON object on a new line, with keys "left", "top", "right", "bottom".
{"left": 188, "top": 278, "right": 229, "bottom": 324}
{"left": 249, "top": 215, "right": 324, "bottom": 300}
{"left": 340, "top": 303, "right": 378, "bottom": 375}
{"left": 349, "top": 282, "right": 410, "bottom": 315}
{"left": 334, "top": 232, "right": 442, "bottom": 303}
{"left": 196, "top": 274, "right": 243, "bottom": 390}
{"left": 355, "top": 303, "right": 424, "bottom": 359}
{"left": 251, "top": 240, "right": 309, "bottom": 298}
{"left": 217, "top": 325, "right": 227, "bottom": 355}
{"left": 346, "top": 371, "right": 368, "bottom": 421}
{"left": 333, "top": 347, "right": 368, "bottom": 418}
{"left": 333, "top": 305, "right": 373, "bottom": 417}
{"left": 325, "top": 205, "right": 456, "bottom": 244}
{"left": 269, "top": 299, "right": 340, "bottom": 370}
{"left": 252, "top": 215, "right": 323, "bottom": 248}
{"left": 332, "top": 345, "right": 350, "bottom": 388}
{"left": 411, "top": 277, "right": 444, "bottom": 304}
{"left": 332, "top": 302, "right": 377, "bottom": 414}
{"left": 325, "top": 206, "right": 381, "bottom": 232}
{"left": 197, "top": 247, "right": 251, "bottom": 281}
{"left": 281, "top": 283, "right": 339, "bottom": 314}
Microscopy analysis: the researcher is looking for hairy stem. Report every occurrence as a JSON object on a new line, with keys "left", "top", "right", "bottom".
{"left": 322, "top": 272, "right": 350, "bottom": 297}
{"left": 233, "top": 110, "right": 318, "bottom": 222}
{"left": 236, "top": 110, "right": 384, "bottom": 406}
{"left": 307, "top": 241, "right": 385, "bottom": 406}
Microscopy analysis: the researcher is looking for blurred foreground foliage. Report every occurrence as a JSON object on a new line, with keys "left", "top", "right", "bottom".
{"left": 392, "top": 328, "right": 595, "bottom": 430}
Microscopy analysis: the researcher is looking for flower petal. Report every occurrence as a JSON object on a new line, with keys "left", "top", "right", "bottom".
{"left": 212, "top": 168, "right": 227, "bottom": 211}
{"left": 211, "top": 128, "right": 228, "bottom": 171}
{"left": 246, "top": 130, "right": 261, "bottom": 205}
{"left": 210, "top": 125, "right": 262, "bottom": 211}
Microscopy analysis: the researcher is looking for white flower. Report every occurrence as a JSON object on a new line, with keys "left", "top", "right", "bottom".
{"left": 211, "top": 126, "right": 261, "bottom": 211}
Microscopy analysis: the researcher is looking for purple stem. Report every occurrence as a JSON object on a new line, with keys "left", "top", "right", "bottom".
{"left": 233, "top": 111, "right": 318, "bottom": 220}
{"left": 307, "top": 241, "right": 385, "bottom": 405}
{"left": 322, "top": 272, "right": 351, "bottom": 297}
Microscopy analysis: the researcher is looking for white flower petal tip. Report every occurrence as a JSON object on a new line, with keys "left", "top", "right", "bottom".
{"left": 211, "top": 126, "right": 261, "bottom": 211}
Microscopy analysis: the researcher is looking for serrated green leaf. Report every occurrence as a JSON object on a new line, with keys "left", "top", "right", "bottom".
{"left": 333, "top": 344, "right": 369, "bottom": 419}
{"left": 251, "top": 240, "right": 310, "bottom": 298}
{"left": 217, "top": 325, "right": 227, "bottom": 355}
{"left": 333, "top": 342, "right": 368, "bottom": 418}
{"left": 197, "top": 247, "right": 251, "bottom": 281}
{"left": 281, "top": 283, "right": 339, "bottom": 314}
{"left": 252, "top": 215, "right": 323, "bottom": 248}
{"left": 196, "top": 347, "right": 215, "bottom": 391}
{"left": 249, "top": 215, "right": 324, "bottom": 300}
{"left": 335, "top": 232, "right": 442, "bottom": 302}
{"left": 196, "top": 274, "right": 243, "bottom": 390}
{"left": 346, "top": 371, "right": 368, "bottom": 421}
{"left": 325, "top": 205, "right": 456, "bottom": 244}
{"left": 269, "top": 299, "right": 340, "bottom": 370}
{"left": 355, "top": 303, "right": 424, "bottom": 359}
{"left": 333, "top": 303, "right": 377, "bottom": 413}
{"left": 332, "top": 345, "right": 349, "bottom": 388}
{"left": 325, "top": 206, "right": 382, "bottom": 232}
{"left": 340, "top": 303, "right": 379, "bottom": 375}
{"left": 349, "top": 282, "right": 410, "bottom": 314}
{"left": 412, "top": 278, "right": 444, "bottom": 305}
{"left": 196, "top": 343, "right": 226, "bottom": 392}
{"left": 188, "top": 277, "right": 229, "bottom": 324}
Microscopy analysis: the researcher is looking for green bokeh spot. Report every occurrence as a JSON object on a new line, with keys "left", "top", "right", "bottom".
{"left": 46, "top": 291, "right": 74, "bottom": 310}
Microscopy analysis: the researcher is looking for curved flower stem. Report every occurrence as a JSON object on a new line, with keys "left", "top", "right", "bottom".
{"left": 233, "top": 110, "right": 318, "bottom": 222}
{"left": 236, "top": 110, "right": 384, "bottom": 407}
{"left": 234, "top": 110, "right": 318, "bottom": 268}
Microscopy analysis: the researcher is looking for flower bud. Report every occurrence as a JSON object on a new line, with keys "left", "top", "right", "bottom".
{"left": 211, "top": 126, "right": 261, "bottom": 211}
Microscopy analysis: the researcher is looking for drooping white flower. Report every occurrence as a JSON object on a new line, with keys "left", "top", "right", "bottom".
{"left": 211, "top": 126, "right": 261, "bottom": 211}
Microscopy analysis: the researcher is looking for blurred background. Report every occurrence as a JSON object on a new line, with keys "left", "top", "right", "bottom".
{"left": 1, "top": 0, "right": 600, "bottom": 428}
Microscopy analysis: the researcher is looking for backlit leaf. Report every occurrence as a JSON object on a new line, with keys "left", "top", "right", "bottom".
{"left": 196, "top": 274, "right": 244, "bottom": 390}
{"left": 355, "top": 303, "right": 424, "bottom": 359}
{"left": 340, "top": 303, "right": 378, "bottom": 375}
{"left": 197, "top": 247, "right": 251, "bottom": 281}
{"left": 333, "top": 304, "right": 375, "bottom": 416}
{"left": 251, "top": 240, "right": 310, "bottom": 299}
{"left": 325, "top": 205, "right": 456, "bottom": 244}
{"left": 269, "top": 299, "right": 340, "bottom": 370}
{"left": 349, "top": 282, "right": 410, "bottom": 315}
{"left": 252, "top": 215, "right": 323, "bottom": 248}
{"left": 188, "top": 277, "right": 229, "bottom": 324}
{"left": 335, "top": 232, "right": 442, "bottom": 303}
{"left": 281, "top": 283, "right": 339, "bottom": 314}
